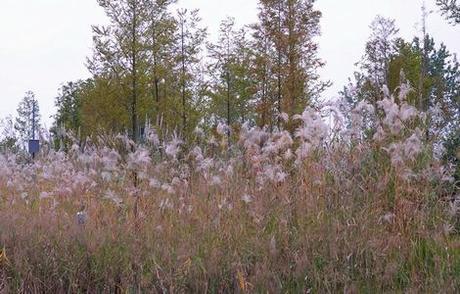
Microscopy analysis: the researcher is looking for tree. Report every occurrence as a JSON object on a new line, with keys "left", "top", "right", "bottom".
{"left": 251, "top": 21, "right": 277, "bottom": 129}
{"left": 88, "top": 0, "right": 150, "bottom": 143}
{"left": 444, "top": 126, "right": 460, "bottom": 182}
{"left": 54, "top": 80, "right": 89, "bottom": 136}
{"left": 173, "top": 9, "right": 207, "bottom": 133}
{"left": 144, "top": 0, "right": 177, "bottom": 118}
{"left": 0, "top": 116, "right": 19, "bottom": 153}
{"left": 343, "top": 16, "right": 400, "bottom": 107}
{"left": 364, "top": 16, "right": 400, "bottom": 90}
{"left": 436, "top": 0, "right": 460, "bottom": 24}
{"left": 15, "top": 91, "right": 41, "bottom": 149}
{"left": 387, "top": 36, "right": 460, "bottom": 115}
{"left": 343, "top": 15, "right": 460, "bottom": 149}
{"left": 231, "top": 27, "right": 257, "bottom": 124}
{"left": 253, "top": 0, "right": 327, "bottom": 129}
{"left": 207, "top": 18, "right": 256, "bottom": 128}
{"left": 59, "top": 1, "right": 209, "bottom": 140}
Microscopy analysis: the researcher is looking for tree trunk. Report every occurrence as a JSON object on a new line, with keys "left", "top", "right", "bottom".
{"left": 131, "top": 2, "right": 138, "bottom": 143}
{"left": 181, "top": 20, "right": 187, "bottom": 131}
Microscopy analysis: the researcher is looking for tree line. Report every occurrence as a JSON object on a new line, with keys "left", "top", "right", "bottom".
{"left": 49, "top": 0, "right": 326, "bottom": 143}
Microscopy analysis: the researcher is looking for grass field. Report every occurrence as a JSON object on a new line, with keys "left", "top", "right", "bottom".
{"left": 0, "top": 97, "right": 458, "bottom": 293}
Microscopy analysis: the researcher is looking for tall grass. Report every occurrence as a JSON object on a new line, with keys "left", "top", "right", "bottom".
{"left": 0, "top": 91, "right": 458, "bottom": 292}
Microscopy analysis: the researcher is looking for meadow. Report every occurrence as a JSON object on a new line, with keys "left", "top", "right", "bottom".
{"left": 0, "top": 89, "right": 459, "bottom": 292}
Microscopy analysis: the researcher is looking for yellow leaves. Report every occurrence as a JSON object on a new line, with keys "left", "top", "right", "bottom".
{"left": 236, "top": 269, "right": 253, "bottom": 292}
{"left": 0, "top": 247, "right": 10, "bottom": 266}
{"left": 181, "top": 257, "right": 192, "bottom": 274}
{"left": 237, "top": 269, "right": 246, "bottom": 291}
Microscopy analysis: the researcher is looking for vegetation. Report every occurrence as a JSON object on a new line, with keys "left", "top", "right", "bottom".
{"left": 50, "top": 0, "right": 326, "bottom": 141}
{"left": 0, "top": 0, "right": 459, "bottom": 292}
{"left": 436, "top": 0, "right": 460, "bottom": 24}
{"left": 0, "top": 89, "right": 458, "bottom": 292}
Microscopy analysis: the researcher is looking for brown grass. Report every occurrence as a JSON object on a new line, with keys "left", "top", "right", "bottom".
{"left": 0, "top": 140, "right": 458, "bottom": 293}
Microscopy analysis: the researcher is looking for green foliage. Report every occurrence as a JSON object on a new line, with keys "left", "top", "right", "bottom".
{"left": 82, "top": 1, "right": 208, "bottom": 140}
{"left": 14, "top": 91, "right": 41, "bottom": 149}
{"left": 444, "top": 126, "right": 460, "bottom": 182}
{"left": 388, "top": 36, "right": 460, "bottom": 113}
{"left": 436, "top": 0, "right": 460, "bottom": 25}
{"left": 343, "top": 16, "right": 460, "bottom": 181}
{"left": 343, "top": 16, "right": 400, "bottom": 106}
{"left": 50, "top": 0, "right": 328, "bottom": 140}
{"left": 207, "top": 17, "right": 257, "bottom": 127}
{"left": 53, "top": 80, "right": 88, "bottom": 136}
{"left": 253, "top": 0, "right": 327, "bottom": 129}
{"left": 0, "top": 117, "right": 18, "bottom": 153}
{"left": 173, "top": 8, "right": 208, "bottom": 135}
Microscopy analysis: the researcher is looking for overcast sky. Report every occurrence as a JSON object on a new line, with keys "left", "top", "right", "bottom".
{"left": 0, "top": 0, "right": 458, "bottom": 127}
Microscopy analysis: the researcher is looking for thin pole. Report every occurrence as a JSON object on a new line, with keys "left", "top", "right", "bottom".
{"left": 32, "top": 97, "right": 36, "bottom": 159}
{"left": 32, "top": 97, "right": 35, "bottom": 140}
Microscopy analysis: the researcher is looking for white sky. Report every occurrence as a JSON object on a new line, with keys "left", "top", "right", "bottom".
{"left": 0, "top": 0, "right": 459, "bottom": 127}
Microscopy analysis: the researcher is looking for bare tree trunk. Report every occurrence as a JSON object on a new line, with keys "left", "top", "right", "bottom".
{"left": 181, "top": 19, "right": 187, "bottom": 131}
{"left": 277, "top": 2, "right": 282, "bottom": 129}
{"left": 226, "top": 36, "right": 231, "bottom": 135}
{"left": 418, "top": 4, "right": 430, "bottom": 141}
{"left": 131, "top": 2, "right": 138, "bottom": 144}
{"left": 130, "top": 1, "right": 140, "bottom": 229}
{"left": 287, "top": 0, "right": 295, "bottom": 116}
{"left": 262, "top": 65, "right": 267, "bottom": 127}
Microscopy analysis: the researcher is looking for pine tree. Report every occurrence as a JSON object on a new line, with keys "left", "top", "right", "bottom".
{"left": 343, "top": 16, "right": 460, "bottom": 162}
{"left": 15, "top": 91, "right": 41, "bottom": 149}
{"left": 436, "top": 0, "right": 460, "bottom": 24}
